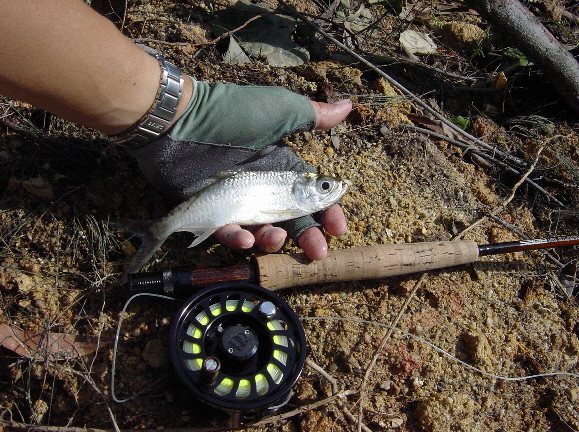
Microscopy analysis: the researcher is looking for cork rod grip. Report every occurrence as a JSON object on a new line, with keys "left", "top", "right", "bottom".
{"left": 256, "top": 240, "right": 480, "bottom": 290}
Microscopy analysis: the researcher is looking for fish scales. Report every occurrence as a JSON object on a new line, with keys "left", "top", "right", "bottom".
{"left": 168, "top": 171, "right": 304, "bottom": 231}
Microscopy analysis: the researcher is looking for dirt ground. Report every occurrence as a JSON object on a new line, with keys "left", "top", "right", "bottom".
{"left": 1, "top": 1, "right": 578, "bottom": 431}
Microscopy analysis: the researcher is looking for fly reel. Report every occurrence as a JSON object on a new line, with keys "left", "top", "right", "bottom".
{"left": 170, "top": 282, "right": 307, "bottom": 419}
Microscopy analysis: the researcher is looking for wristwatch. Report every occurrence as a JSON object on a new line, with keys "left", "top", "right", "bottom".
{"left": 110, "top": 54, "right": 184, "bottom": 147}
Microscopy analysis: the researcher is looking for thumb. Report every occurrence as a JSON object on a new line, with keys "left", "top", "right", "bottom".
{"left": 311, "top": 99, "right": 352, "bottom": 130}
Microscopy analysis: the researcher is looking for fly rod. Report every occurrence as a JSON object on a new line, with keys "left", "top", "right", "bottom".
{"left": 126, "top": 236, "right": 579, "bottom": 294}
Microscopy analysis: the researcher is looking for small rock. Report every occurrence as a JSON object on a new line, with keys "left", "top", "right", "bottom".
{"left": 412, "top": 376, "right": 424, "bottom": 387}
{"left": 335, "top": 66, "right": 363, "bottom": 87}
{"left": 460, "top": 331, "right": 494, "bottom": 369}
{"left": 330, "top": 135, "right": 341, "bottom": 150}
{"left": 399, "top": 30, "right": 437, "bottom": 55}
{"left": 568, "top": 387, "right": 579, "bottom": 403}
{"left": 388, "top": 418, "right": 404, "bottom": 428}
{"left": 21, "top": 177, "right": 54, "bottom": 200}
{"left": 296, "top": 380, "right": 317, "bottom": 404}
{"left": 374, "top": 78, "right": 399, "bottom": 97}
{"left": 122, "top": 240, "right": 137, "bottom": 257}
{"left": 300, "top": 409, "right": 334, "bottom": 432}
{"left": 142, "top": 339, "right": 167, "bottom": 369}
{"left": 379, "top": 380, "right": 392, "bottom": 391}
{"left": 31, "top": 399, "right": 49, "bottom": 424}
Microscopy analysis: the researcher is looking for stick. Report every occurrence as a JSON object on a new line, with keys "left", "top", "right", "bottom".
{"left": 477, "top": 0, "right": 579, "bottom": 114}
{"left": 306, "top": 359, "right": 373, "bottom": 432}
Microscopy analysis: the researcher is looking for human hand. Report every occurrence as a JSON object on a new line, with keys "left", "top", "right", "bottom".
{"left": 128, "top": 79, "right": 351, "bottom": 259}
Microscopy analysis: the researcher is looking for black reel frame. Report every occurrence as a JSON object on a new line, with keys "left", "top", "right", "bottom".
{"left": 170, "top": 282, "right": 307, "bottom": 415}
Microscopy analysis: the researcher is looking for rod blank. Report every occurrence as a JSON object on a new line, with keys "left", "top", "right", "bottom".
{"left": 478, "top": 236, "right": 579, "bottom": 256}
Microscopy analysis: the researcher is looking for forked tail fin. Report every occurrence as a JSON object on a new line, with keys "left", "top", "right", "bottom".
{"left": 115, "top": 221, "right": 170, "bottom": 283}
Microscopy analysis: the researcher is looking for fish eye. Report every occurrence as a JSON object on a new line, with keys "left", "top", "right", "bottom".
{"left": 317, "top": 179, "right": 333, "bottom": 193}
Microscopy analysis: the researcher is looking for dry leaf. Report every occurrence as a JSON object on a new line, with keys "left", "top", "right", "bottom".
{"left": 406, "top": 113, "right": 462, "bottom": 141}
{"left": 493, "top": 72, "right": 508, "bottom": 91}
{"left": 0, "top": 324, "right": 100, "bottom": 361}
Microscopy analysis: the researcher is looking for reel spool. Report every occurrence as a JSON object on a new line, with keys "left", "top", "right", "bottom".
{"left": 170, "top": 282, "right": 306, "bottom": 420}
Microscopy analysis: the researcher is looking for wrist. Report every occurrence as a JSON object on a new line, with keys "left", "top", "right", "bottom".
{"left": 104, "top": 57, "right": 193, "bottom": 139}
{"left": 173, "top": 75, "right": 194, "bottom": 127}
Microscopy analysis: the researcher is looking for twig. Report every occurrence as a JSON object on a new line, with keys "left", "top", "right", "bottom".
{"left": 456, "top": 146, "right": 545, "bottom": 239}
{"left": 132, "top": 14, "right": 267, "bottom": 48}
{"left": 328, "top": 51, "right": 480, "bottom": 83}
{"left": 64, "top": 368, "right": 120, "bottom": 432}
{"left": 356, "top": 273, "right": 428, "bottom": 432}
{"left": 306, "top": 359, "right": 372, "bottom": 432}
{"left": 477, "top": 0, "right": 579, "bottom": 113}
{"left": 344, "top": 408, "right": 373, "bottom": 432}
{"left": 131, "top": 37, "right": 191, "bottom": 47}
{"left": 251, "top": 389, "right": 358, "bottom": 427}
{"left": 400, "top": 124, "right": 564, "bottom": 206}
{"left": 306, "top": 358, "right": 338, "bottom": 394}
{"left": 120, "top": 0, "right": 128, "bottom": 31}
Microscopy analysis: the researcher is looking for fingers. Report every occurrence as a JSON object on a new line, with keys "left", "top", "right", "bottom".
{"left": 311, "top": 99, "right": 352, "bottom": 130}
{"left": 249, "top": 225, "right": 287, "bottom": 253}
{"left": 213, "top": 224, "right": 254, "bottom": 249}
{"left": 297, "top": 227, "right": 329, "bottom": 260}
{"left": 296, "top": 205, "right": 347, "bottom": 260}
{"left": 215, "top": 224, "right": 335, "bottom": 260}
{"left": 319, "top": 204, "right": 347, "bottom": 236}
{"left": 214, "top": 224, "right": 287, "bottom": 253}
{"left": 214, "top": 205, "right": 347, "bottom": 259}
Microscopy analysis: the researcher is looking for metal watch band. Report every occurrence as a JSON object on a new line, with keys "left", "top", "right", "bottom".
{"left": 110, "top": 54, "right": 184, "bottom": 147}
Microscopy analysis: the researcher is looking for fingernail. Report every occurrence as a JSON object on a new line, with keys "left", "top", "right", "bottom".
{"left": 335, "top": 98, "right": 351, "bottom": 105}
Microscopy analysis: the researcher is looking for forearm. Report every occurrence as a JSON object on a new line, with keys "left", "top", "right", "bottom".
{"left": 0, "top": 0, "right": 192, "bottom": 134}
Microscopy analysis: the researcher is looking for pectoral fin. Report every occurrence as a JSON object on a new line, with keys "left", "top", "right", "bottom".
{"left": 188, "top": 229, "right": 217, "bottom": 248}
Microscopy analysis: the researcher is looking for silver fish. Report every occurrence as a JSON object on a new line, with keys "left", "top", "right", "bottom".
{"left": 123, "top": 170, "right": 349, "bottom": 277}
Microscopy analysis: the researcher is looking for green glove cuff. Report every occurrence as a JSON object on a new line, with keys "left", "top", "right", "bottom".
{"left": 169, "top": 80, "right": 317, "bottom": 149}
